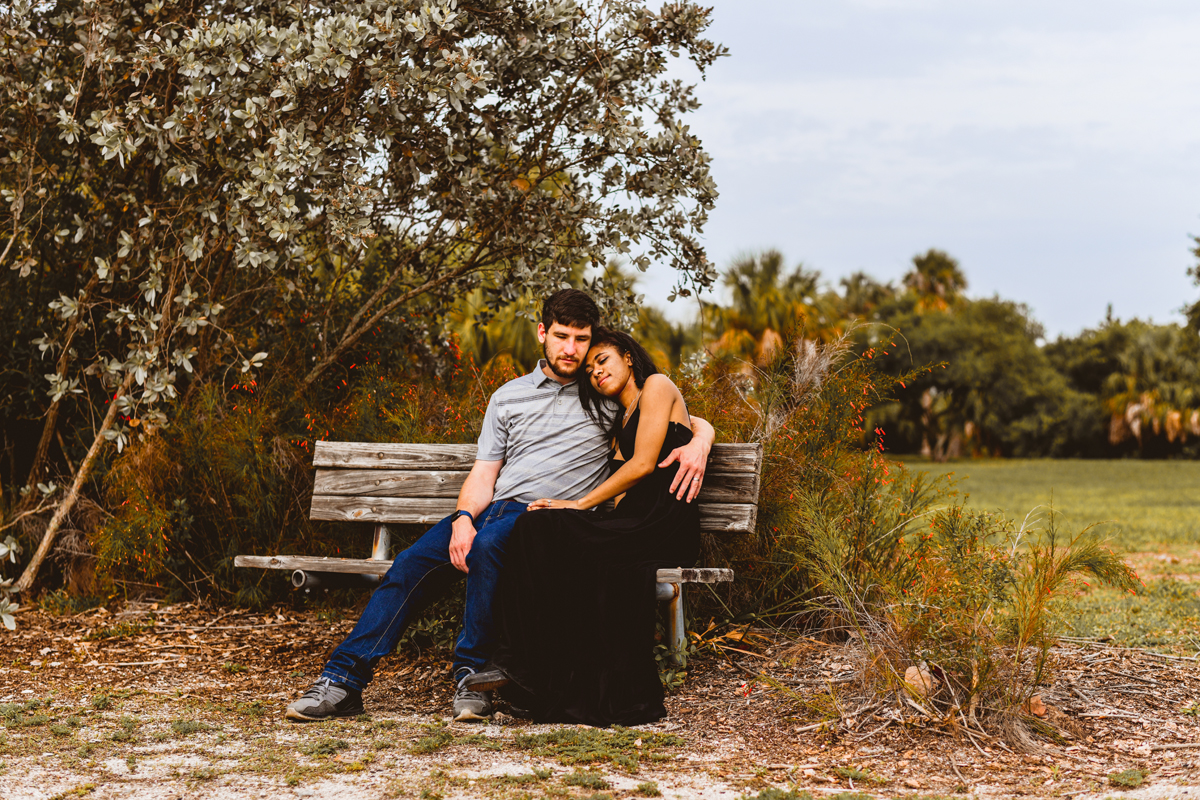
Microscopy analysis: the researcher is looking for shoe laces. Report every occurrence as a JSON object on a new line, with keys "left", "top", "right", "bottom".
{"left": 455, "top": 684, "right": 487, "bottom": 702}
{"left": 302, "top": 677, "right": 336, "bottom": 700}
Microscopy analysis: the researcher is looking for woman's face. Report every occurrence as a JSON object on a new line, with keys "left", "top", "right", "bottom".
{"left": 585, "top": 344, "right": 632, "bottom": 398}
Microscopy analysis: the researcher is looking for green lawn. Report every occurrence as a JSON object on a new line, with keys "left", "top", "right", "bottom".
{"left": 901, "top": 458, "right": 1200, "bottom": 551}
{"left": 900, "top": 459, "right": 1200, "bottom": 652}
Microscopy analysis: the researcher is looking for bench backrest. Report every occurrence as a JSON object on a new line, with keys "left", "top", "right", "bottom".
{"left": 310, "top": 441, "right": 763, "bottom": 533}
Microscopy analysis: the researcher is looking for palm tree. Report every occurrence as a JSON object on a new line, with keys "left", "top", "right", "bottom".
{"left": 903, "top": 249, "right": 967, "bottom": 312}
{"left": 706, "top": 250, "right": 840, "bottom": 364}
{"left": 1104, "top": 322, "right": 1200, "bottom": 451}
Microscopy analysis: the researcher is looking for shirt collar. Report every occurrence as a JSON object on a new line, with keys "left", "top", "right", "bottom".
{"left": 531, "top": 359, "right": 576, "bottom": 390}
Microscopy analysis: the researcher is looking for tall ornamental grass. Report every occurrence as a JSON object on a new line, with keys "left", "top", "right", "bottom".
{"left": 683, "top": 330, "right": 1139, "bottom": 717}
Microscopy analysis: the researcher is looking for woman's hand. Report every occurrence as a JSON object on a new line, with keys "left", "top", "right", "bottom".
{"left": 526, "top": 498, "right": 581, "bottom": 511}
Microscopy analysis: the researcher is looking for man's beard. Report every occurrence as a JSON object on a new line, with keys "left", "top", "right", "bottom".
{"left": 543, "top": 343, "right": 581, "bottom": 379}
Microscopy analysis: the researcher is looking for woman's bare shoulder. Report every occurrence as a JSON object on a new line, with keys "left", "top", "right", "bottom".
{"left": 642, "top": 373, "right": 679, "bottom": 396}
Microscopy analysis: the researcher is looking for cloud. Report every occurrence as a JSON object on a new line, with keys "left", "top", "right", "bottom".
{"left": 639, "top": 0, "right": 1200, "bottom": 334}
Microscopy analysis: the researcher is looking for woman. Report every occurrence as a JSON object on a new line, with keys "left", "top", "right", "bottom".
{"left": 462, "top": 327, "right": 701, "bottom": 726}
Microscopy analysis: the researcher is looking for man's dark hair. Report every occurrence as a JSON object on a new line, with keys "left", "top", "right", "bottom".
{"left": 542, "top": 288, "right": 600, "bottom": 331}
{"left": 579, "top": 326, "right": 661, "bottom": 444}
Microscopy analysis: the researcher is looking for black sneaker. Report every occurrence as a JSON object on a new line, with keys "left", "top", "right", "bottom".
{"left": 461, "top": 668, "right": 511, "bottom": 692}
{"left": 285, "top": 677, "right": 364, "bottom": 722}
{"left": 452, "top": 670, "right": 493, "bottom": 722}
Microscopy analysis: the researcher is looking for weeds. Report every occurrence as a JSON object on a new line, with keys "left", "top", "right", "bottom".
{"left": 834, "top": 766, "right": 882, "bottom": 784}
{"left": 1109, "top": 768, "right": 1146, "bottom": 787}
{"left": 85, "top": 622, "right": 151, "bottom": 641}
{"left": 299, "top": 738, "right": 349, "bottom": 757}
{"left": 637, "top": 781, "right": 662, "bottom": 797}
{"left": 1, "top": 700, "right": 49, "bottom": 728}
{"left": 564, "top": 770, "right": 610, "bottom": 789}
{"left": 512, "top": 726, "right": 681, "bottom": 772}
{"left": 170, "top": 719, "right": 208, "bottom": 737}
{"left": 46, "top": 784, "right": 96, "bottom": 800}
{"left": 409, "top": 723, "right": 455, "bottom": 755}
{"left": 110, "top": 716, "right": 137, "bottom": 743}
{"left": 89, "top": 694, "right": 112, "bottom": 711}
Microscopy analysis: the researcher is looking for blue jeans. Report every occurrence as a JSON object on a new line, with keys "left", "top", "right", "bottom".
{"left": 321, "top": 500, "right": 526, "bottom": 691}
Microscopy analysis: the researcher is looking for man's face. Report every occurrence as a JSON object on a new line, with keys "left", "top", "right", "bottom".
{"left": 538, "top": 321, "right": 592, "bottom": 379}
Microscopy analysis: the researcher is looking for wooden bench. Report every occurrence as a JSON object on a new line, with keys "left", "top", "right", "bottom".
{"left": 235, "top": 440, "right": 762, "bottom": 664}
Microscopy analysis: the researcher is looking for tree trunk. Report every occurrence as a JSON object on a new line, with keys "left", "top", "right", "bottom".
{"left": 298, "top": 260, "right": 476, "bottom": 392}
{"left": 19, "top": 275, "right": 97, "bottom": 508}
{"left": 12, "top": 372, "right": 135, "bottom": 595}
{"left": 21, "top": 401, "right": 61, "bottom": 497}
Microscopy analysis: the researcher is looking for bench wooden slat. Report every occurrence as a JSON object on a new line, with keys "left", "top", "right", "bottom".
{"left": 656, "top": 567, "right": 734, "bottom": 583}
{"left": 312, "top": 469, "right": 760, "bottom": 504}
{"left": 313, "top": 441, "right": 477, "bottom": 470}
{"left": 314, "top": 441, "right": 763, "bottom": 473}
{"left": 313, "top": 470, "right": 467, "bottom": 498}
{"left": 309, "top": 496, "right": 758, "bottom": 533}
{"left": 234, "top": 555, "right": 733, "bottom": 584}
{"left": 235, "top": 555, "right": 393, "bottom": 575}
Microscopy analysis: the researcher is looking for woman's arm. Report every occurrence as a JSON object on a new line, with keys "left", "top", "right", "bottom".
{"left": 659, "top": 415, "right": 714, "bottom": 502}
{"left": 530, "top": 374, "right": 681, "bottom": 511}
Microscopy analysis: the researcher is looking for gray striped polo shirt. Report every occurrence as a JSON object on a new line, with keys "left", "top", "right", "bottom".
{"left": 478, "top": 360, "right": 617, "bottom": 504}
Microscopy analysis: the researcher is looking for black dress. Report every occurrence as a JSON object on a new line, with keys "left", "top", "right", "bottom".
{"left": 489, "top": 408, "right": 700, "bottom": 726}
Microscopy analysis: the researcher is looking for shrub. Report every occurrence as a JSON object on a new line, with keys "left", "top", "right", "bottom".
{"left": 92, "top": 350, "right": 518, "bottom": 605}
{"left": 683, "top": 328, "right": 1139, "bottom": 718}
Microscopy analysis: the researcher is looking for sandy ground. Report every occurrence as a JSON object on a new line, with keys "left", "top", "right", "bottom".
{"left": 2, "top": 600, "right": 1200, "bottom": 800}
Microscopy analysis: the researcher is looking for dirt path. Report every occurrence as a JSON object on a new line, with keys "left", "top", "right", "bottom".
{"left": 3, "top": 600, "right": 1200, "bottom": 799}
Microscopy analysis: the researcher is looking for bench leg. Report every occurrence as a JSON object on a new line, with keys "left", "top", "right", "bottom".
{"left": 655, "top": 581, "right": 687, "bottom": 668}
{"left": 371, "top": 524, "right": 391, "bottom": 562}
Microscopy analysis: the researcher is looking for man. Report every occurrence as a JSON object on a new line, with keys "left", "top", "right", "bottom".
{"left": 286, "top": 289, "right": 714, "bottom": 722}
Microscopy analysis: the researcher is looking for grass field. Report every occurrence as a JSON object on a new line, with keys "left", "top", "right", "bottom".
{"left": 901, "top": 458, "right": 1200, "bottom": 550}
{"left": 902, "top": 458, "right": 1200, "bottom": 652}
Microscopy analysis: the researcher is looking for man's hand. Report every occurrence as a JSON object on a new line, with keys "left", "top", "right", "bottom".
{"left": 660, "top": 435, "right": 711, "bottom": 502}
{"left": 448, "top": 516, "right": 477, "bottom": 573}
{"left": 526, "top": 498, "right": 581, "bottom": 511}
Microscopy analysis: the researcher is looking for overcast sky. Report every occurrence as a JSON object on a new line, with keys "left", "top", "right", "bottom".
{"left": 637, "top": 0, "right": 1200, "bottom": 337}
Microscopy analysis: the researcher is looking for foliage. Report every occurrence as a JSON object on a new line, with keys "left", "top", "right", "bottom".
{"left": 93, "top": 348, "right": 515, "bottom": 603}
{"left": 681, "top": 327, "right": 913, "bottom": 620}
{"left": 703, "top": 249, "right": 840, "bottom": 365}
{"left": 685, "top": 326, "right": 1138, "bottom": 716}
{"left": 902, "top": 248, "right": 967, "bottom": 312}
{"left": 1187, "top": 235, "right": 1200, "bottom": 333}
{"left": 696, "top": 247, "right": 1200, "bottom": 461}
{"left": 870, "top": 297, "right": 1080, "bottom": 459}
{"left": 0, "top": 0, "right": 725, "bottom": 591}
{"left": 0, "top": 535, "right": 20, "bottom": 629}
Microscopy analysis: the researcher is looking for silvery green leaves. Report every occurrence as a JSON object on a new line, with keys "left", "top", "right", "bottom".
{"left": 1, "top": 0, "right": 722, "bottom": 456}
{"left": 0, "top": 596, "right": 16, "bottom": 631}
{"left": 0, "top": 535, "right": 21, "bottom": 565}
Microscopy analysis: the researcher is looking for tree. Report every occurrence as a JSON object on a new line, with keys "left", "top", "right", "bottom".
{"left": 0, "top": 0, "right": 726, "bottom": 592}
{"left": 1187, "top": 237, "right": 1200, "bottom": 332}
{"left": 903, "top": 249, "right": 967, "bottom": 312}
{"left": 873, "top": 298, "right": 1077, "bottom": 460}
{"left": 705, "top": 249, "right": 841, "bottom": 364}
{"left": 838, "top": 270, "right": 895, "bottom": 320}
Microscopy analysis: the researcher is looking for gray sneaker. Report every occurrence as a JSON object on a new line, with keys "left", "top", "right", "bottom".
{"left": 452, "top": 672, "right": 493, "bottom": 722}
{"left": 285, "top": 677, "right": 364, "bottom": 722}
